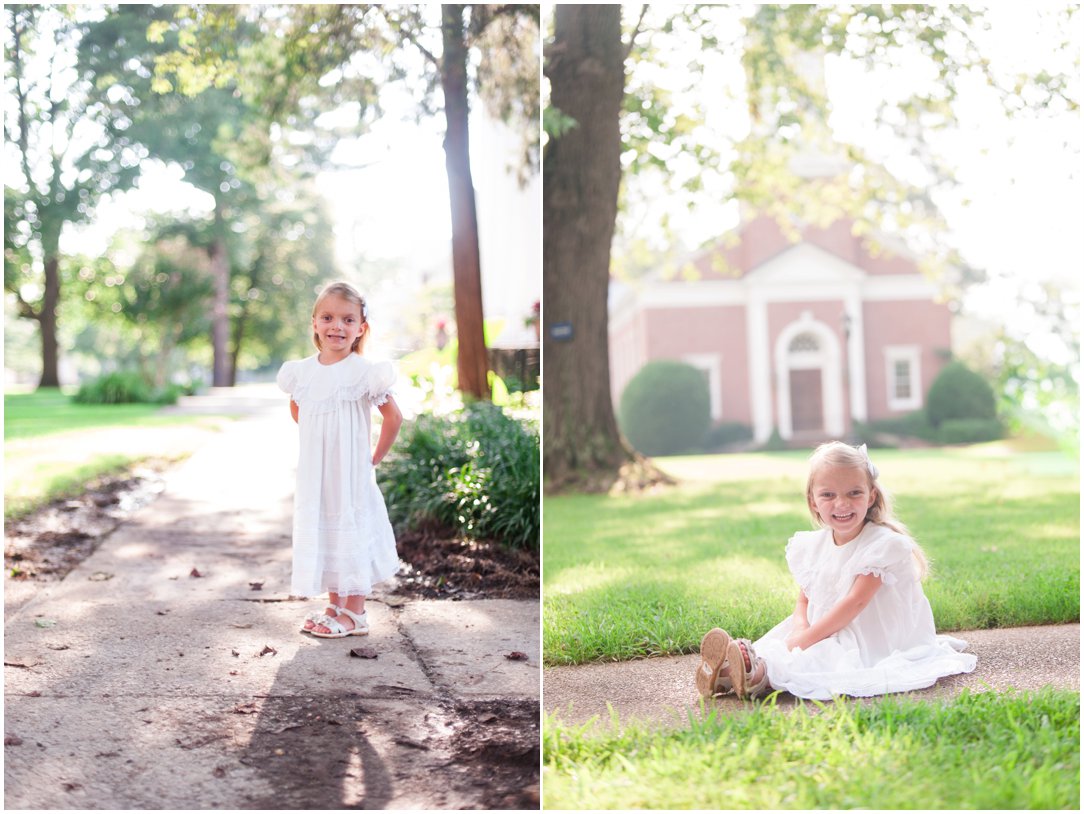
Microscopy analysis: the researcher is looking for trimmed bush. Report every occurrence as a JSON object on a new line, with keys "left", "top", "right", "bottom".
{"left": 377, "top": 402, "right": 539, "bottom": 550}
{"left": 866, "top": 411, "right": 939, "bottom": 443}
{"left": 926, "top": 361, "right": 997, "bottom": 427}
{"left": 702, "top": 421, "right": 753, "bottom": 450}
{"left": 73, "top": 372, "right": 152, "bottom": 404}
{"left": 619, "top": 360, "right": 711, "bottom": 456}
{"left": 937, "top": 418, "right": 1004, "bottom": 445}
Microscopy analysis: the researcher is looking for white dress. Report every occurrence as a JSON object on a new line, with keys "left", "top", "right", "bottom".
{"left": 755, "top": 522, "right": 977, "bottom": 700}
{"left": 276, "top": 353, "right": 399, "bottom": 598}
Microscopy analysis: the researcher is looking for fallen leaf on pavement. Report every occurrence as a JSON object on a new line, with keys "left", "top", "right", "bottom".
{"left": 45, "top": 643, "right": 70, "bottom": 651}
{"left": 258, "top": 645, "right": 277, "bottom": 657}
{"left": 231, "top": 650, "right": 240, "bottom": 657}
{"left": 505, "top": 651, "right": 529, "bottom": 661}
{"left": 231, "top": 702, "right": 260, "bottom": 715}
{"left": 5, "top": 735, "right": 24, "bottom": 746}
{"left": 229, "top": 623, "right": 252, "bottom": 629}
{"left": 34, "top": 619, "right": 56, "bottom": 629}
{"left": 26, "top": 691, "right": 42, "bottom": 697}
{"left": 349, "top": 647, "right": 378, "bottom": 659}
{"left": 248, "top": 581, "right": 264, "bottom": 590}
{"left": 88, "top": 572, "right": 113, "bottom": 581}
{"left": 189, "top": 568, "right": 203, "bottom": 578}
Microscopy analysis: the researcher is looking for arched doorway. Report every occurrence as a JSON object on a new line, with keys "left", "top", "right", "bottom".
{"left": 774, "top": 315, "right": 843, "bottom": 439}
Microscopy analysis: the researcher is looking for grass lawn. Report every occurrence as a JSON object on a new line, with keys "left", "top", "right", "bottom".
{"left": 543, "top": 447, "right": 1079, "bottom": 665}
{"left": 4, "top": 389, "right": 234, "bottom": 519}
{"left": 543, "top": 688, "right": 1079, "bottom": 809}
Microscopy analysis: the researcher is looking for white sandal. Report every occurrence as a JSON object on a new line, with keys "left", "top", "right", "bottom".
{"left": 300, "top": 605, "right": 340, "bottom": 634}
{"left": 310, "top": 607, "right": 369, "bottom": 639}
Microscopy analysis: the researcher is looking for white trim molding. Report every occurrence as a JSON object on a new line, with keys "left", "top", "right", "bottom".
{"left": 884, "top": 345, "right": 922, "bottom": 411}
{"left": 683, "top": 353, "right": 724, "bottom": 420}
{"left": 774, "top": 312, "right": 844, "bottom": 439}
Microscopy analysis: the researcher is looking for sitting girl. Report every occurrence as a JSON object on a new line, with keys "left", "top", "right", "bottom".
{"left": 696, "top": 441, "right": 976, "bottom": 700}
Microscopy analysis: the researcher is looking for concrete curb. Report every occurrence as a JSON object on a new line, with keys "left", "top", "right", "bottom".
{"left": 544, "top": 623, "right": 1079, "bottom": 731}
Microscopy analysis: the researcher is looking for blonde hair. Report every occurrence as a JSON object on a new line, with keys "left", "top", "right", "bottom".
{"left": 312, "top": 281, "right": 368, "bottom": 355}
{"left": 805, "top": 441, "right": 929, "bottom": 579}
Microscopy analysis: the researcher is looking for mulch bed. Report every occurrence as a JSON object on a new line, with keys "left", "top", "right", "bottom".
{"left": 392, "top": 527, "right": 539, "bottom": 600}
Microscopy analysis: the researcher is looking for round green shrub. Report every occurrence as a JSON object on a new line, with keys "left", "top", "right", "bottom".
{"left": 618, "top": 360, "right": 711, "bottom": 456}
{"left": 925, "top": 361, "right": 997, "bottom": 428}
{"left": 702, "top": 421, "right": 753, "bottom": 450}
{"left": 937, "top": 418, "right": 1004, "bottom": 445}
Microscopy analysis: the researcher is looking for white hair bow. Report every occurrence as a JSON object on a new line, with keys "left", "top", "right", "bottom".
{"left": 857, "top": 443, "right": 879, "bottom": 479}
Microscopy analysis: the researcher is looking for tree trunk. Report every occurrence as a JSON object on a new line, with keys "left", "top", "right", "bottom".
{"left": 440, "top": 4, "right": 490, "bottom": 401}
{"left": 543, "top": 5, "right": 656, "bottom": 491}
{"left": 37, "top": 253, "right": 61, "bottom": 388}
{"left": 210, "top": 202, "right": 231, "bottom": 388}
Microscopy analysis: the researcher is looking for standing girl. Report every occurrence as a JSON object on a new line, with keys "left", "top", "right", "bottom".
{"left": 277, "top": 282, "right": 403, "bottom": 638}
{"left": 696, "top": 441, "right": 976, "bottom": 700}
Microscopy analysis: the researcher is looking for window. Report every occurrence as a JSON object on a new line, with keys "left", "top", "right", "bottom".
{"left": 885, "top": 346, "right": 921, "bottom": 411}
{"left": 789, "top": 332, "right": 819, "bottom": 353}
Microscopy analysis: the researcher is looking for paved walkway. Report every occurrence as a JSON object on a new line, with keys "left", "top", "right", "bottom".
{"left": 4, "top": 390, "right": 539, "bottom": 809}
{"left": 545, "top": 623, "right": 1079, "bottom": 730}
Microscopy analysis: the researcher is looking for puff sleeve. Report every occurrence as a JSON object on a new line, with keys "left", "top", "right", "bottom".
{"left": 276, "top": 360, "right": 298, "bottom": 396}
{"left": 366, "top": 360, "right": 396, "bottom": 406}
{"left": 847, "top": 529, "right": 916, "bottom": 587}
{"left": 785, "top": 531, "right": 821, "bottom": 595}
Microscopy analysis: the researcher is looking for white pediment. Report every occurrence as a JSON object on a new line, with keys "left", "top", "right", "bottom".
{"left": 746, "top": 242, "right": 866, "bottom": 286}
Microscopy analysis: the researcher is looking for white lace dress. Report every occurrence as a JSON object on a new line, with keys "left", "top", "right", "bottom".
{"left": 755, "top": 522, "right": 977, "bottom": 700}
{"left": 276, "top": 353, "right": 399, "bottom": 598}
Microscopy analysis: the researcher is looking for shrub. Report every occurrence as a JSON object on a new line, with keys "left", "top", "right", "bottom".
{"left": 866, "top": 411, "right": 939, "bottom": 443}
{"left": 73, "top": 372, "right": 151, "bottom": 404}
{"left": 702, "top": 421, "right": 753, "bottom": 451}
{"left": 378, "top": 402, "right": 539, "bottom": 550}
{"left": 926, "top": 361, "right": 997, "bottom": 428}
{"left": 937, "top": 418, "right": 1004, "bottom": 445}
{"left": 618, "top": 360, "right": 711, "bottom": 456}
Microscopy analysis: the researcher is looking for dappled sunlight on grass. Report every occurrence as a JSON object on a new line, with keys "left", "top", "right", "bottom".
{"left": 655, "top": 453, "right": 809, "bottom": 484}
{"left": 545, "top": 562, "right": 634, "bottom": 596}
{"left": 545, "top": 448, "right": 1079, "bottom": 664}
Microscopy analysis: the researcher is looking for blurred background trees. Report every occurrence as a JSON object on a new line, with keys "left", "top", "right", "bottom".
{"left": 5, "top": 3, "right": 540, "bottom": 403}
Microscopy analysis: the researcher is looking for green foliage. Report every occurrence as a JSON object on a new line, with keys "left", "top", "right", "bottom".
{"left": 701, "top": 421, "right": 754, "bottom": 451}
{"left": 72, "top": 372, "right": 183, "bottom": 406}
{"left": 926, "top": 361, "right": 998, "bottom": 427}
{"left": 618, "top": 360, "right": 711, "bottom": 456}
{"left": 862, "top": 411, "right": 939, "bottom": 444}
{"left": 378, "top": 402, "right": 539, "bottom": 549}
{"left": 937, "top": 418, "right": 1004, "bottom": 445}
{"left": 760, "top": 426, "right": 789, "bottom": 451}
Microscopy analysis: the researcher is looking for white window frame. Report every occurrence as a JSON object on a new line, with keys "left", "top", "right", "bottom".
{"left": 885, "top": 345, "right": 921, "bottom": 411}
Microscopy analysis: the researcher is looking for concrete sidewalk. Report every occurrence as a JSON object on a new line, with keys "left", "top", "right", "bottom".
{"left": 4, "top": 396, "right": 540, "bottom": 809}
{"left": 544, "top": 623, "right": 1079, "bottom": 731}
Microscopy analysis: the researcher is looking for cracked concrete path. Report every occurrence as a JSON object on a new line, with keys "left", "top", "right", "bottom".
{"left": 544, "top": 623, "right": 1079, "bottom": 731}
{"left": 4, "top": 390, "right": 540, "bottom": 810}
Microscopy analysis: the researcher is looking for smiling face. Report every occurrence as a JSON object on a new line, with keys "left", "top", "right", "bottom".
{"left": 808, "top": 465, "right": 877, "bottom": 545}
{"left": 312, "top": 293, "right": 365, "bottom": 361}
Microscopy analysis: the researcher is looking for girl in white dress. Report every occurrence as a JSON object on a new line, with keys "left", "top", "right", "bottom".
{"left": 696, "top": 441, "right": 976, "bottom": 700}
{"left": 277, "top": 282, "right": 403, "bottom": 638}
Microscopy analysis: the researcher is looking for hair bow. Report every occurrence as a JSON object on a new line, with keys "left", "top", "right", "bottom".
{"left": 857, "top": 443, "right": 879, "bottom": 479}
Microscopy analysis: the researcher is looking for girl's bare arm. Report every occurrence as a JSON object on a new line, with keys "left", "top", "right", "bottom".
{"left": 371, "top": 396, "right": 403, "bottom": 465}
{"left": 785, "top": 574, "right": 882, "bottom": 651}
{"left": 290, "top": 400, "right": 299, "bottom": 423}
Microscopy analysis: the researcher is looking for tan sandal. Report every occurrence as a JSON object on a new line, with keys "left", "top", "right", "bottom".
{"left": 695, "top": 628, "right": 735, "bottom": 698}
{"left": 726, "top": 638, "right": 771, "bottom": 699}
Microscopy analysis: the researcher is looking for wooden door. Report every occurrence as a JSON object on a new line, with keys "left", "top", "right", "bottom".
{"left": 790, "top": 369, "right": 823, "bottom": 433}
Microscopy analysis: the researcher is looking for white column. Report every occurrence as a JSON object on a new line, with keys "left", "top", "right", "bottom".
{"left": 747, "top": 293, "right": 772, "bottom": 442}
{"left": 845, "top": 290, "right": 867, "bottom": 423}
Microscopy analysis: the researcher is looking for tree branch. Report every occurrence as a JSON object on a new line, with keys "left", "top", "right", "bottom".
{"left": 6, "top": 285, "right": 42, "bottom": 322}
{"left": 379, "top": 7, "right": 440, "bottom": 67}
{"left": 623, "top": 4, "right": 649, "bottom": 63}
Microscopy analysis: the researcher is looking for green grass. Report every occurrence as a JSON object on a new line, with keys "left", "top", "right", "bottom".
{"left": 543, "top": 688, "right": 1080, "bottom": 809}
{"left": 3, "top": 388, "right": 210, "bottom": 440}
{"left": 4, "top": 388, "right": 233, "bottom": 519}
{"left": 544, "top": 448, "right": 1079, "bottom": 665}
